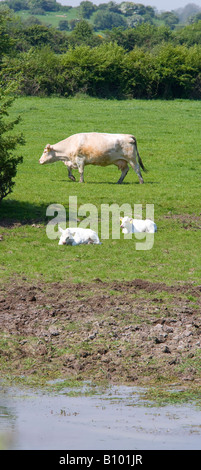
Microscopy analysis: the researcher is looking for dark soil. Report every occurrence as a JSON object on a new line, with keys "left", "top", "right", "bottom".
{"left": 0, "top": 278, "right": 201, "bottom": 387}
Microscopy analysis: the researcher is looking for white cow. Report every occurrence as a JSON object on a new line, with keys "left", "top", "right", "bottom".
{"left": 39, "top": 132, "right": 146, "bottom": 184}
{"left": 58, "top": 226, "right": 101, "bottom": 246}
{"left": 120, "top": 216, "right": 157, "bottom": 234}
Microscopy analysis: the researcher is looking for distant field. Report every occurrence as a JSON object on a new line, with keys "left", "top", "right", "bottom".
{"left": 16, "top": 7, "right": 80, "bottom": 29}
{"left": 16, "top": 7, "right": 163, "bottom": 30}
{"left": 0, "top": 96, "right": 201, "bottom": 285}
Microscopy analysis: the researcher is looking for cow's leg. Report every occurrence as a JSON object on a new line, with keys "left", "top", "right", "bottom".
{"left": 64, "top": 162, "right": 76, "bottom": 181}
{"left": 117, "top": 165, "right": 129, "bottom": 184}
{"left": 114, "top": 160, "right": 129, "bottom": 184}
{"left": 68, "top": 168, "right": 76, "bottom": 181}
{"left": 129, "top": 160, "right": 144, "bottom": 184}
{"left": 76, "top": 157, "right": 85, "bottom": 183}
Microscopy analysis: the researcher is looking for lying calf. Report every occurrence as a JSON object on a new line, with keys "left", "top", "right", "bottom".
{"left": 58, "top": 226, "right": 101, "bottom": 245}
{"left": 120, "top": 216, "right": 157, "bottom": 234}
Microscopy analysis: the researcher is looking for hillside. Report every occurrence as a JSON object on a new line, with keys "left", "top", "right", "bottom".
{"left": 2, "top": 1, "right": 201, "bottom": 31}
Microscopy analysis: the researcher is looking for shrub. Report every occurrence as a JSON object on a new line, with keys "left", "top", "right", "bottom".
{"left": 1, "top": 46, "right": 62, "bottom": 96}
{"left": 0, "top": 87, "right": 25, "bottom": 203}
{"left": 154, "top": 43, "right": 200, "bottom": 98}
{"left": 60, "top": 43, "right": 125, "bottom": 98}
{"left": 122, "top": 47, "right": 159, "bottom": 98}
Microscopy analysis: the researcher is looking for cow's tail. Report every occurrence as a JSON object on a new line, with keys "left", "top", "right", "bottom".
{"left": 134, "top": 138, "right": 148, "bottom": 173}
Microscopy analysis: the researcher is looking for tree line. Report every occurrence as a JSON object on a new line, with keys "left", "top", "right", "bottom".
{"left": 1, "top": 5, "right": 201, "bottom": 99}
{"left": 3, "top": 1, "right": 201, "bottom": 30}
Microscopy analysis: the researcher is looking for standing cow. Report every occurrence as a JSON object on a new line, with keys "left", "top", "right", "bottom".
{"left": 39, "top": 132, "right": 146, "bottom": 184}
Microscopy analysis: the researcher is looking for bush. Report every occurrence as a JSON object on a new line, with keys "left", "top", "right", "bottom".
{"left": 154, "top": 43, "right": 199, "bottom": 98}
{"left": 122, "top": 47, "right": 158, "bottom": 98}
{"left": 60, "top": 43, "right": 125, "bottom": 98}
{"left": 1, "top": 47, "right": 61, "bottom": 96}
{"left": 2, "top": 33, "right": 201, "bottom": 100}
{"left": 0, "top": 87, "right": 25, "bottom": 203}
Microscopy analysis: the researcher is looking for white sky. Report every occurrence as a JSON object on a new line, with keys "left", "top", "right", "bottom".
{"left": 60, "top": 1, "right": 201, "bottom": 12}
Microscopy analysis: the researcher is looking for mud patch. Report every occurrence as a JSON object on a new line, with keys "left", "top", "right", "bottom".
{"left": 163, "top": 213, "right": 201, "bottom": 230}
{"left": 0, "top": 279, "right": 201, "bottom": 387}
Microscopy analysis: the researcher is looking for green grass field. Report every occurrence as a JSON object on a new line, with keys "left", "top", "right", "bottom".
{"left": 0, "top": 96, "right": 201, "bottom": 285}
{"left": 16, "top": 8, "right": 80, "bottom": 29}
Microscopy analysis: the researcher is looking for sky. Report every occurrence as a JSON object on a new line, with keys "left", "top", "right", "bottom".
{"left": 60, "top": 1, "right": 201, "bottom": 13}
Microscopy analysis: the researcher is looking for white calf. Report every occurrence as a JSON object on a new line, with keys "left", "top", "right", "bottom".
{"left": 58, "top": 226, "right": 101, "bottom": 245}
{"left": 120, "top": 216, "right": 157, "bottom": 234}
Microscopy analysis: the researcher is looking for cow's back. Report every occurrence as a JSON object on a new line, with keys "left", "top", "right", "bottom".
{"left": 63, "top": 132, "right": 135, "bottom": 165}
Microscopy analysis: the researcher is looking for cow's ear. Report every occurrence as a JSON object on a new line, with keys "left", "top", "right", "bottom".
{"left": 46, "top": 144, "right": 52, "bottom": 152}
{"left": 130, "top": 219, "right": 133, "bottom": 224}
{"left": 58, "top": 226, "right": 64, "bottom": 233}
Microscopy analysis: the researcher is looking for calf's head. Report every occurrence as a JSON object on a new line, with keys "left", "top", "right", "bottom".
{"left": 120, "top": 216, "right": 132, "bottom": 229}
{"left": 39, "top": 144, "right": 56, "bottom": 164}
{"left": 58, "top": 227, "right": 74, "bottom": 245}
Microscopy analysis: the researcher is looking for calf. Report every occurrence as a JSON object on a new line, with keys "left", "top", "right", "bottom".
{"left": 120, "top": 216, "right": 157, "bottom": 234}
{"left": 58, "top": 226, "right": 101, "bottom": 246}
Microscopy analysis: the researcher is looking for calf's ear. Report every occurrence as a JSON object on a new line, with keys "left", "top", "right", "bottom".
{"left": 58, "top": 226, "right": 64, "bottom": 233}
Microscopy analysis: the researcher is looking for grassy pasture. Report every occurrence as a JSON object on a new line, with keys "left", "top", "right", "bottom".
{"left": 16, "top": 8, "right": 80, "bottom": 29}
{"left": 0, "top": 96, "right": 201, "bottom": 285}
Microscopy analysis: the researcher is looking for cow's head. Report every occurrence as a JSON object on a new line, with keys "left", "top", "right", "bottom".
{"left": 39, "top": 144, "right": 56, "bottom": 164}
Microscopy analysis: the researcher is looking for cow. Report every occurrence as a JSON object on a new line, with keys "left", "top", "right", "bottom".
{"left": 58, "top": 226, "right": 101, "bottom": 246}
{"left": 120, "top": 216, "right": 157, "bottom": 234}
{"left": 39, "top": 132, "right": 146, "bottom": 184}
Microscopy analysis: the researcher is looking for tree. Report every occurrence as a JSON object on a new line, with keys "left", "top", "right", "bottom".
{"left": 107, "top": 2, "right": 121, "bottom": 13}
{"left": 5, "top": 0, "right": 29, "bottom": 11}
{"left": 94, "top": 10, "right": 127, "bottom": 30}
{"left": 159, "top": 11, "right": 179, "bottom": 29}
{"left": 0, "top": 7, "right": 14, "bottom": 57}
{"left": 58, "top": 20, "right": 69, "bottom": 31}
{"left": 0, "top": 87, "right": 25, "bottom": 203}
{"left": 79, "top": 1, "right": 96, "bottom": 19}
{"left": 28, "top": 0, "right": 59, "bottom": 12}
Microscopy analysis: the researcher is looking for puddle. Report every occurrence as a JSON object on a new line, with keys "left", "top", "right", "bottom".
{"left": 0, "top": 384, "right": 201, "bottom": 450}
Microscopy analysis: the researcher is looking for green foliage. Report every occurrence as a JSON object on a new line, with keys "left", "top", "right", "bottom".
{"left": 2, "top": 40, "right": 201, "bottom": 100}
{"left": 59, "top": 42, "right": 125, "bottom": 98}
{"left": 93, "top": 10, "right": 127, "bottom": 31}
{"left": 58, "top": 20, "right": 69, "bottom": 31}
{"left": 11, "top": 23, "right": 69, "bottom": 53}
{"left": 159, "top": 11, "right": 179, "bottom": 29}
{"left": 0, "top": 88, "right": 24, "bottom": 203}
{"left": 174, "top": 20, "right": 201, "bottom": 46}
{"left": 69, "top": 19, "right": 101, "bottom": 47}
{"left": 0, "top": 7, "right": 14, "bottom": 56}
{"left": 122, "top": 47, "right": 158, "bottom": 98}
{"left": 5, "top": 0, "right": 60, "bottom": 13}
{"left": 1, "top": 46, "right": 61, "bottom": 96}
{"left": 2, "top": 3, "right": 201, "bottom": 100}
{"left": 80, "top": 1, "right": 96, "bottom": 19}
{"left": 4, "top": 0, "right": 29, "bottom": 12}
{"left": 154, "top": 43, "right": 200, "bottom": 98}
{"left": 105, "top": 23, "right": 172, "bottom": 51}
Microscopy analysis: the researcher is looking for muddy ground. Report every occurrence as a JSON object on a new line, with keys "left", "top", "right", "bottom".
{"left": 0, "top": 278, "right": 201, "bottom": 388}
